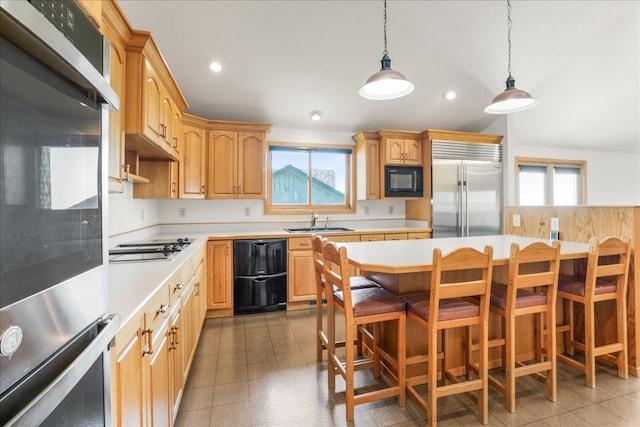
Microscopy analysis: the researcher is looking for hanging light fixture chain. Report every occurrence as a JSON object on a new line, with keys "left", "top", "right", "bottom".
{"left": 507, "top": 0, "right": 512, "bottom": 77}
{"left": 383, "top": 0, "right": 388, "bottom": 56}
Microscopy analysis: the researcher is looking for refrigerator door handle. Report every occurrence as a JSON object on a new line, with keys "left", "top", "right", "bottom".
{"left": 463, "top": 164, "right": 469, "bottom": 237}
{"left": 457, "top": 165, "right": 464, "bottom": 237}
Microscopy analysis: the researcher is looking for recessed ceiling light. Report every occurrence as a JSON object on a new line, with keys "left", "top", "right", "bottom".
{"left": 309, "top": 110, "right": 323, "bottom": 121}
{"left": 444, "top": 90, "right": 457, "bottom": 101}
{"left": 207, "top": 59, "right": 222, "bottom": 73}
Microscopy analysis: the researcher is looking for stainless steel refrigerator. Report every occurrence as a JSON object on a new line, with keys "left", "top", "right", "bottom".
{"left": 431, "top": 141, "right": 503, "bottom": 238}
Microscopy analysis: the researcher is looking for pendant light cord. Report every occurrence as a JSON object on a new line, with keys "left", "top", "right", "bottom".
{"left": 383, "top": 0, "right": 388, "bottom": 56}
{"left": 507, "top": 0, "right": 512, "bottom": 77}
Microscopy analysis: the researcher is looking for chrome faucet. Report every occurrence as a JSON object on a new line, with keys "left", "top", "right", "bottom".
{"left": 325, "top": 216, "right": 331, "bottom": 228}
{"left": 310, "top": 211, "right": 319, "bottom": 229}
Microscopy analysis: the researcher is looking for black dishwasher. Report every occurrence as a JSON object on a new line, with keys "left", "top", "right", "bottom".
{"left": 233, "top": 238, "right": 287, "bottom": 314}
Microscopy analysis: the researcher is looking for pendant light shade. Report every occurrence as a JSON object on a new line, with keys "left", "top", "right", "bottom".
{"left": 359, "top": 1, "right": 414, "bottom": 100}
{"left": 485, "top": 0, "right": 538, "bottom": 114}
{"left": 484, "top": 75, "right": 540, "bottom": 114}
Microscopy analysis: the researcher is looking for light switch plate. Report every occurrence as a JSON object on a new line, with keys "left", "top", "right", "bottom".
{"left": 512, "top": 214, "right": 521, "bottom": 228}
{"left": 550, "top": 217, "right": 560, "bottom": 231}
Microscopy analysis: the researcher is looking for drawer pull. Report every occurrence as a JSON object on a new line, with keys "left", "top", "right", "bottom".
{"left": 142, "top": 328, "right": 154, "bottom": 355}
{"left": 174, "top": 283, "right": 183, "bottom": 290}
{"left": 299, "top": 241, "right": 310, "bottom": 246}
{"left": 157, "top": 304, "right": 169, "bottom": 314}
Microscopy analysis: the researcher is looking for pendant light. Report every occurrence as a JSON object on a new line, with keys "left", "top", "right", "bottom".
{"left": 485, "top": 0, "right": 539, "bottom": 114}
{"left": 359, "top": 0, "right": 414, "bottom": 100}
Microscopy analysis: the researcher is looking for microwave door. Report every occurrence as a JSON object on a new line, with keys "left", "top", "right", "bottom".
{"left": 431, "top": 160, "right": 462, "bottom": 238}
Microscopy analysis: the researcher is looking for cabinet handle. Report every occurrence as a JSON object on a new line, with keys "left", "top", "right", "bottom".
{"left": 195, "top": 281, "right": 201, "bottom": 296}
{"left": 157, "top": 304, "right": 168, "bottom": 314}
{"left": 142, "top": 328, "right": 154, "bottom": 355}
{"left": 300, "top": 241, "right": 310, "bottom": 246}
{"left": 173, "top": 137, "right": 178, "bottom": 149}
{"left": 123, "top": 164, "right": 130, "bottom": 181}
{"left": 237, "top": 185, "right": 242, "bottom": 195}
{"left": 201, "top": 185, "right": 205, "bottom": 194}
{"left": 171, "top": 182, "right": 176, "bottom": 193}
{"left": 174, "top": 283, "right": 183, "bottom": 290}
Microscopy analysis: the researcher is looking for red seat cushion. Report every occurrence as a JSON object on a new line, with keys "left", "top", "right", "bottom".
{"left": 558, "top": 275, "right": 617, "bottom": 297}
{"left": 489, "top": 283, "right": 547, "bottom": 310}
{"left": 333, "top": 287, "right": 405, "bottom": 317}
{"left": 400, "top": 292, "right": 479, "bottom": 322}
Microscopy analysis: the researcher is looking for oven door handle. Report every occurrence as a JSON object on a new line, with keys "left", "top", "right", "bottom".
{"left": 6, "top": 314, "right": 120, "bottom": 427}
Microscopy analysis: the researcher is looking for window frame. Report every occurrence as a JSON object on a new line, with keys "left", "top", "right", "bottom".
{"left": 515, "top": 156, "right": 587, "bottom": 206}
{"left": 264, "top": 141, "right": 356, "bottom": 215}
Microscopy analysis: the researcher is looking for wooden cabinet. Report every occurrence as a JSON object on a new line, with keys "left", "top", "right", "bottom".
{"left": 207, "top": 240, "right": 233, "bottom": 314}
{"left": 287, "top": 237, "right": 315, "bottom": 303}
{"left": 112, "top": 318, "right": 145, "bottom": 427}
{"left": 180, "top": 115, "right": 207, "bottom": 199}
{"left": 353, "top": 131, "right": 380, "bottom": 200}
{"left": 205, "top": 122, "right": 272, "bottom": 199}
{"left": 287, "top": 235, "right": 361, "bottom": 307}
{"left": 408, "top": 232, "right": 431, "bottom": 239}
{"left": 380, "top": 130, "right": 422, "bottom": 165}
{"left": 110, "top": 247, "right": 206, "bottom": 426}
{"left": 133, "top": 160, "right": 178, "bottom": 199}
{"left": 125, "top": 30, "right": 188, "bottom": 162}
{"left": 101, "top": 0, "right": 131, "bottom": 193}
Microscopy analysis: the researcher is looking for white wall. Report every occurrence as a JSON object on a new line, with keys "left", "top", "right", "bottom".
{"left": 109, "top": 124, "right": 638, "bottom": 237}
{"left": 483, "top": 115, "right": 640, "bottom": 206}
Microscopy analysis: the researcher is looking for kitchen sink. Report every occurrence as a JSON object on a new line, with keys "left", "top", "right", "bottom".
{"left": 284, "top": 226, "right": 354, "bottom": 233}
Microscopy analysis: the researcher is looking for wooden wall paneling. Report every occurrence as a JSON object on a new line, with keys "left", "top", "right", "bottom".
{"left": 503, "top": 205, "right": 638, "bottom": 375}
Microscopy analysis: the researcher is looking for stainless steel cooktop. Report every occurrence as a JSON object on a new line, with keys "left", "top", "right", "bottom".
{"left": 108, "top": 237, "right": 193, "bottom": 263}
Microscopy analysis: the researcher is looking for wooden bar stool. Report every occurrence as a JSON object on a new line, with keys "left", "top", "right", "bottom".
{"left": 322, "top": 241, "right": 406, "bottom": 421}
{"left": 557, "top": 236, "right": 631, "bottom": 388}
{"left": 481, "top": 241, "right": 560, "bottom": 413}
{"left": 401, "top": 245, "right": 493, "bottom": 426}
{"left": 312, "top": 234, "right": 379, "bottom": 361}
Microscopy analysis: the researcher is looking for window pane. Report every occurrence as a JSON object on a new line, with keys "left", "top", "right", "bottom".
{"left": 310, "top": 151, "right": 346, "bottom": 205}
{"left": 519, "top": 165, "right": 546, "bottom": 205}
{"left": 271, "top": 150, "right": 309, "bottom": 205}
{"left": 553, "top": 167, "right": 579, "bottom": 205}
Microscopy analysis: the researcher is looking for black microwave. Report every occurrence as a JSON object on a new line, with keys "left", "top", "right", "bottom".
{"left": 384, "top": 165, "right": 424, "bottom": 197}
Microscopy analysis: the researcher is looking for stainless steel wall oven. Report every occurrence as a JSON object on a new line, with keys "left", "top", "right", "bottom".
{"left": 0, "top": 1, "right": 119, "bottom": 425}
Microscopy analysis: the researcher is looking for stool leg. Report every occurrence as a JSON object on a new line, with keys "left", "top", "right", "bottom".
{"left": 617, "top": 296, "right": 629, "bottom": 380}
{"left": 567, "top": 301, "right": 575, "bottom": 356}
{"left": 478, "top": 323, "right": 489, "bottom": 425}
{"left": 397, "top": 316, "right": 406, "bottom": 407}
{"left": 327, "top": 301, "right": 336, "bottom": 389}
{"left": 427, "top": 326, "right": 438, "bottom": 427}
{"left": 345, "top": 317, "right": 355, "bottom": 421}
{"left": 505, "top": 314, "right": 516, "bottom": 413}
{"left": 584, "top": 301, "right": 596, "bottom": 388}
{"left": 546, "top": 307, "right": 557, "bottom": 402}
{"left": 316, "top": 286, "right": 324, "bottom": 361}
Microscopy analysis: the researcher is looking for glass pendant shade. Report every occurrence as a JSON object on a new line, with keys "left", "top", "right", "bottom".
{"left": 359, "top": 54, "right": 414, "bottom": 100}
{"left": 485, "top": 75, "right": 539, "bottom": 114}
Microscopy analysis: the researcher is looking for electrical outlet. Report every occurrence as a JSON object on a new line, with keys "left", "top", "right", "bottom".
{"left": 179, "top": 208, "right": 186, "bottom": 218}
{"left": 244, "top": 207, "right": 251, "bottom": 216}
{"left": 512, "top": 214, "right": 521, "bottom": 228}
{"left": 550, "top": 217, "right": 560, "bottom": 231}
{"left": 389, "top": 205, "right": 394, "bottom": 214}
{"left": 364, "top": 206, "right": 370, "bottom": 215}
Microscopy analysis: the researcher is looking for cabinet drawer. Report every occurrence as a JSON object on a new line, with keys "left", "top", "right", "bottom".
{"left": 361, "top": 233, "right": 385, "bottom": 242}
{"left": 385, "top": 233, "right": 408, "bottom": 240}
{"left": 408, "top": 232, "right": 431, "bottom": 239}
{"left": 328, "top": 235, "right": 360, "bottom": 243}
{"left": 288, "top": 237, "right": 312, "bottom": 250}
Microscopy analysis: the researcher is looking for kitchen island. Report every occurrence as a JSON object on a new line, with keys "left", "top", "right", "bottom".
{"left": 334, "top": 235, "right": 630, "bottom": 379}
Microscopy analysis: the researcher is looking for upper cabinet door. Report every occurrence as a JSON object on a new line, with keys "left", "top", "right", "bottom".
{"left": 403, "top": 139, "right": 422, "bottom": 165}
{"left": 385, "top": 138, "right": 405, "bottom": 164}
{"left": 206, "top": 131, "right": 238, "bottom": 198}
{"left": 144, "top": 64, "right": 162, "bottom": 142}
{"left": 238, "top": 132, "right": 265, "bottom": 198}
{"left": 181, "top": 124, "right": 206, "bottom": 199}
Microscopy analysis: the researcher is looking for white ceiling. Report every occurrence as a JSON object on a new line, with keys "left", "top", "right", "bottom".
{"left": 118, "top": 0, "right": 639, "bottom": 153}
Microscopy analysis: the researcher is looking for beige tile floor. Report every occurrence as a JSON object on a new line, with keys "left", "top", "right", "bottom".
{"left": 175, "top": 309, "right": 640, "bottom": 427}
